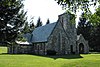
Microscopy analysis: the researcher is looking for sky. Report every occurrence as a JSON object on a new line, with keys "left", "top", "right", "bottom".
{"left": 23, "top": 0, "right": 98, "bottom": 26}
{"left": 24, "top": 0, "right": 66, "bottom": 25}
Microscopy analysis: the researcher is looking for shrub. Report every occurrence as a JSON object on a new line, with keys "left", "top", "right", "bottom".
{"left": 47, "top": 50, "right": 56, "bottom": 55}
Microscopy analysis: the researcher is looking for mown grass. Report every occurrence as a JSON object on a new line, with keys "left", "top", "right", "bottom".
{"left": 0, "top": 47, "right": 100, "bottom": 67}
{"left": 0, "top": 47, "right": 7, "bottom": 54}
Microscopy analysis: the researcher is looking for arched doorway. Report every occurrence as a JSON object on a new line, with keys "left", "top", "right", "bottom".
{"left": 79, "top": 43, "right": 84, "bottom": 54}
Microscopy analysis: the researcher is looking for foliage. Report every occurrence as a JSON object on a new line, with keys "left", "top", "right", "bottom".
{"left": 69, "top": 12, "right": 76, "bottom": 23}
{"left": 36, "top": 17, "right": 43, "bottom": 28}
{"left": 17, "top": 17, "right": 35, "bottom": 42}
{"left": 66, "top": 11, "right": 76, "bottom": 23}
{"left": 0, "top": 53, "right": 100, "bottom": 67}
{"left": 88, "top": 6, "right": 100, "bottom": 51}
{"left": 0, "top": 0, "right": 27, "bottom": 42}
{"left": 77, "top": 12, "right": 92, "bottom": 40}
{"left": 55, "top": 0, "right": 100, "bottom": 13}
{"left": 77, "top": 6, "right": 100, "bottom": 51}
{"left": 16, "top": 32, "right": 27, "bottom": 42}
{"left": 23, "top": 22, "right": 30, "bottom": 33}
{"left": 46, "top": 18, "right": 50, "bottom": 24}
{"left": 89, "top": 6, "right": 100, "bottom": 26}
{"left": 77, "top": 12, "right": 94, "bottom": 51}
{"left": 29, "top": 17, "right": 35, "bottom": 32}
{"left": 89, "top": 24, "right": 100, "bottom": 51}
{"left": 23, "top": 16, "right": 35, "bottom": 33}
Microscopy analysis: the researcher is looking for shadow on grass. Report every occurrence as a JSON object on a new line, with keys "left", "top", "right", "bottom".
{"left": 0, "top": 53, "right": 83, "bottom": 60}
{"left": 0, "top": 53, "right": 29, "bottom": 55}
{"left": 33, "top": 54, "right": 83, "bottom": 60}
{"left": 89, "top": 52, "right": 100, "bottom": 54}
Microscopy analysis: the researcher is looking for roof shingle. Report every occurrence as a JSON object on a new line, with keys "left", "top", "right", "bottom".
{"left": 31, "top": 22, "right": 57, "bottom": 43}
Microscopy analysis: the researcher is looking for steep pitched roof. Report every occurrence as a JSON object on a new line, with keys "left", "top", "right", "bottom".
{"left": 31, "top": 22, "right": 57, "bottom": 43}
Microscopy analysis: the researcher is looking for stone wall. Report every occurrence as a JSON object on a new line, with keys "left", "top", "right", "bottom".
{"left": 59, "top": 13, "right": 77, "bottom": 54}
{"left": 8, "top": 45, "right": 34, "bottom": 54}
{"left": 33, "top": 43, "right": 46, "bottom": 55}
{"left": 46, "top": 12, "right": 89, "bottom": 55}
{"left": 47, "top": 13, "right": 78, "bottom": 55}
{"left": 77, "top": 34, "right": 89, "bottom": 54}
{"left": 47, "top": 21, "right": 70, "bottom": 55}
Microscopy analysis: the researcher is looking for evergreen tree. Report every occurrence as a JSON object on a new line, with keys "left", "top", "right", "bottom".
{"left": 77, "top": 8, "right": 100, "bottom": 51}
{"left": 29, "top": 16, "right": 35, "bottom": 32}
{"left": 90, "top": 25, "right": 100, "bottom": 51}
{"left": 77, "top": 13, "right": 92, "bottom": 40}
{"left": 36, "top": 17, "right": 42, "bottom": 28}
{"left": 30, "top": 22, "right": 35, "bottom": 32}
{"left": 0, "top": 0, "right": 27, "bottom": 42}
{"left": 22, "top": 16, "right": 35, "bottom": 33}
{"left": 16, "top": 32, "right": 27, "bottom": 42}
{"left": 46, "top": 18, "right": 50, "bottom": 24}
{"left": 23, "top": 22, "right": 30, "bottom": 33}
{"left": 89, "top": 6, "right": 100, "bottom": 51}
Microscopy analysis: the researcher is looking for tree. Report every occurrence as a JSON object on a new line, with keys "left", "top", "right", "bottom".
{"left": 77, "top": 13, "right": 92, "bottom": 40}
{"left": 16, "top": 32, "right": 27, "bottom": 42}
{"left": 46, "top": 18, "right": 50, "bottom": 24}
{"left": 89, "top": 25, "right": 100, "bottom": 51}
{"left": 77, "top": 12, "right": 93, "bottom": 51}
{"left": 55, "top": 0, "right": 99, "bottom": 13}
{"left": 30, "top": 23, "right": 35, "bottom": 32}
{"left": 88, "top": 6, "right": 100, "bottom": 51}
{"left": 29, "top": 17, "right": 35, "bottom": 32}
{"left": 36, "top": 17, "right": 42, "bottom": 28}
{"left": 89, "top": 6, "right": 100, "bottom": 26}
{"left": 77, "top": 6, "right": 100, "bottom": 51}
{"left": 22, "top": 16, "right": 35, "bottom": 33}
{"left": 0, "top": 0, "right": 27, "bottom": 42}
{"left": 23, "top": 22, "right": 30, "bottom": 33}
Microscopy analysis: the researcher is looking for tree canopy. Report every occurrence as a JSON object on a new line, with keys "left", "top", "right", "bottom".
{"left": 89, "top": 6, "right": 100, "bottom": 25}
{"left": 0, "top": 0, "right": 27, "bottom": 42}
{"left": 36, "top": 17, "right": 43, "bottom": 28}
{"left": 55, "top": 0, "right": 100, "bottom": 13}
{"left": 77, "top": 6, "right": 100, "bottom": 51}
{"left": 46, "top": 18, "right": 50, "bottom": 24}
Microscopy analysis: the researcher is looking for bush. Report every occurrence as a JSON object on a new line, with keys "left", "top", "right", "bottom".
{"left": 47, "top": 50, "right": 56, "bottom": 55}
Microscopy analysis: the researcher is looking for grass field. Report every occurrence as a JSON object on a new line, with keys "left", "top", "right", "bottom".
{"left": 0, "top": 47, "right": 100, "bottom": 67}
{"left": 0, "top": 47, "right": 7, "bottom": 54}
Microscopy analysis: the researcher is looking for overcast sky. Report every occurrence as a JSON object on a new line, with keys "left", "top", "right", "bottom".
{"left": 24, "top": 0, "right": 66, "bottom": 25}
{"left": 23, "top": 0, "right": 98, "bottom": 26}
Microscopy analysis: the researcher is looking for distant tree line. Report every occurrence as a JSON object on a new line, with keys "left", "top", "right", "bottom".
{"left": 23, "top": 17, "right": 50, "bottom": 33}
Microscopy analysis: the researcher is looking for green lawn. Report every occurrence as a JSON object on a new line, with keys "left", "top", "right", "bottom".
{"left": 0, "top": 47, "right": 7, "bottom": 54}
{"left": 0, "top": 47, "right": 100, "bottom": 67}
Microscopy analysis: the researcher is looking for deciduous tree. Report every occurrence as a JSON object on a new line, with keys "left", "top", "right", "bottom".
{"left": 55, "top": 0, "right": 99, "bottom": 13}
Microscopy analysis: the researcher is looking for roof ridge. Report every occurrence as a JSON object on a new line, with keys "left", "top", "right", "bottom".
{"left": 34, "top": 22, "right": 57, "bottom": 29}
